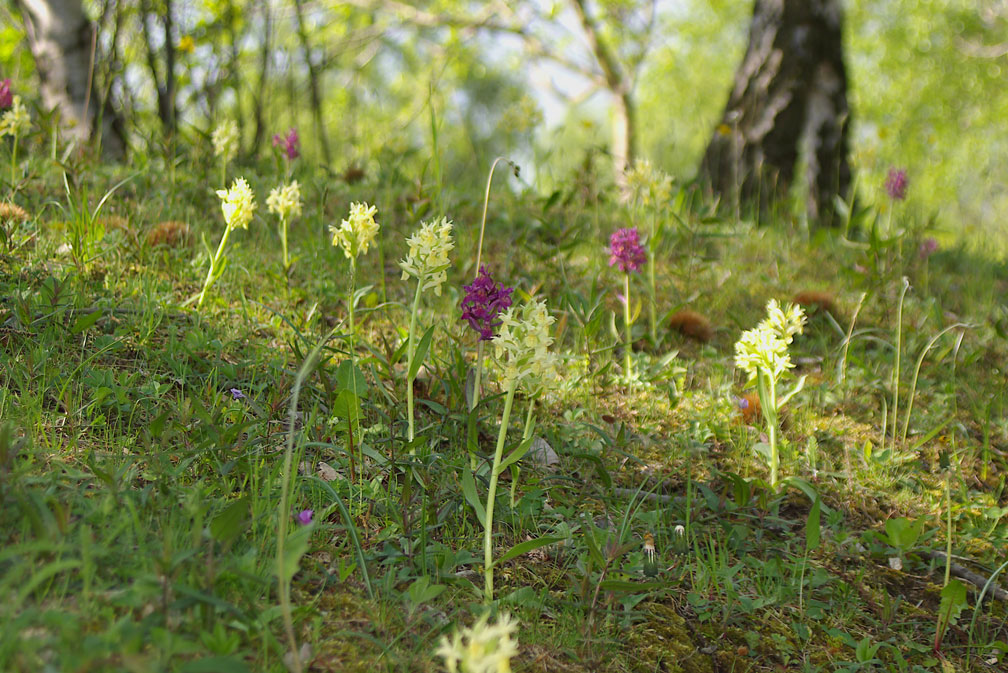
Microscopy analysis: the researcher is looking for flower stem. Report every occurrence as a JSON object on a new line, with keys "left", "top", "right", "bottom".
{"left": 623, "top": 272, "right": 633, "bottom": 381}
{"left": 648, "top": 212, "right": 657, "bottom": 345}
{"left": 197, "top": 225, "right": 232, "bottom": 309}
{"left": 10, "top": 134, "right": 18, "bottom": 189}
{"left": 348, "top": 260, "right": 359, "bottom": 487}
{"left": 471, "top": 340, "right": 484, "bottom": 412}
{"left": 280, "top": 214, "right": 290, "bottom": 273}
{"left": 406, "top": 278, "right": 423, "bottom": 443}
{"left": 484, "top": 380, "right": 516, "bottom": 603}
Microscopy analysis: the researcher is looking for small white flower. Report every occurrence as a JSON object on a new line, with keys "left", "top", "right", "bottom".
{"left": 734, "top": 300, "right": 805, "bottom": 382}
{"left": 330, "top": 201, "right": 379, "bottom": 260}
{"left": 435, "top": 613, "right": 518, "bottom": 673}
{"left": 216, "top": 177, "right": 256, "bottom": 231}
{"left": 624, "top": 159, "right": 672, "bottom": 207}
{"left": 492, "top": 297, "right": 556, "bottom": 389}
{"left": 399, "top": 216, "right": 454, "bottom": 296}
{"left": 266, "top": 180, "right": 301, "bottom": 221}
{"left": 212, "top": 120, "right": 239, "bottom": 161}
{"left": 759, "top": 299, "right": 806, "bottom": 345}
{"left": 0, "top": 96, "right": 31, "bottom": 138}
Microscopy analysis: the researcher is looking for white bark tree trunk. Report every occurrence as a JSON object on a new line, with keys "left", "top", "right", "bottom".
{"left": 18, "top": 0, "right": 126, "bottom": 158}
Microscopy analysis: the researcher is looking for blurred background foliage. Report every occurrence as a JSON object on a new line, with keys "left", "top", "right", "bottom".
{"left": 1, "top": 0, "right": 1006, "bottom": 247}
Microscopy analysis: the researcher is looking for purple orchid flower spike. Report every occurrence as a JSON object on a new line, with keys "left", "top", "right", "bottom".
{"left": 885, "top": 167, "right": 908, "bottom": 201}
{"left": 273, "top": 127, "right": 300, "bottom": 160}
{"left": 0, "top": 79, "right": 12, "bottom": 110}
{"left": 608, "top": 227, "right": 647, "bottom": 273}
{"left": 461, "top": 265, "right": 514, "bottom": 341}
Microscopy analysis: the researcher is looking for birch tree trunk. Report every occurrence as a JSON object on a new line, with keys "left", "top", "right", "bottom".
{"left": 18, "top": 0, "right": 127, "bottom": 158}
{"left": 699, "top": 0, "right": 850, "bottom": 225}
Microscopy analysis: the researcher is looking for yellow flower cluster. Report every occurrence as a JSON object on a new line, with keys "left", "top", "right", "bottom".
{"left": 435, "top": 613, "right": 518, "bottom": 673}
{"left": 734, "top": 299, "right": 806, "bottom": 381}
{"left": 624, "top": 159, "right": 672, "bottom": 207}
{"left": 330, "top": 201, "right": 379, "bottom": 260}
{"left": 267, "top": 180, "right": 301, "bottom": 221}
{"left": 492, "top": 297, "right": 557, "bottom": 389}
{"left": 399, "top": 217, "right": 454, "bottom": 295}
{"left": 216, "top": 177, "right": 256, "bottom": 231}
{"left": 212, "top": 120, "right": 239, "bottom": 161}
{"left": 0, "top": 96, "right": 31, "bottom": 138}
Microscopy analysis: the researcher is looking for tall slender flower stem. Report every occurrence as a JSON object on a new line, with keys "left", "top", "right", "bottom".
{"left": 347, "top": 260, "right": 360, "bottom": 486}
{"left": 484, "top": 380, "right": 516, "bottom": 603}
{"left": 406, "top": 279, "right": 424, "bottom": 442}
{"left": 10, "top": 135, "right": 18, "bottom": 188}
{"left": 471, "top": 341, "right": 485, "bottom": 412}
{"left": 197, "top": 225, "right": 233, "bottom": 309}
{"left": 280, "top": 214, "right": 290, "bottom": 272}
{"left": 647, "top": 212, "right": 657, "bottom": 345}
{"left": 476, "top": 157, "right": 507, "bottom": 273}
{"left": 623, "top": 272, "right": 633, "bottom": 381}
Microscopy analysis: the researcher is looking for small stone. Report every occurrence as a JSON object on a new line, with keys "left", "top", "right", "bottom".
{"left": 525, "top": 436, "right": 558, "bottom": 466}
{"left": 318, "top": 461, "right": 338, "bottom": 481}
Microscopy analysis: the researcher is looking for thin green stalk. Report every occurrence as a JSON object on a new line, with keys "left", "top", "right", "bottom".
{"left": 901, "top": 323, "right": 968, "bottom": 443}
{"left": 522, "top": 400, "right": 535, "bottom": 441}
{"left": 406, "top": 279, "right": 423, "bottom": 442}
{"left": 197, "top": 225, "right": 233, "bottom": 308}
{"left": 891, "top": 277, "right": 910, "bottom": 452}
{"left": 347, "top": 261, "right": 361, "bottom": 490}
{"left": 476, "top": 157, "right": 508, "bottom": 273}
{"left": 471, "top": 340, "right": 485, "bottom": 412}
{"left": 277, "top": 325, "right": 337, "bottom": 673}
{"left": 944, "top": 467, "right": 952, "bottom": 587}
{"left": 10, "top": 134, "right": 18, "bottom": 188}
{"left": 647, "top": 211, "right": 657, "bottom": 345}
{"left": 484, "top": 381, "right": 517, "bottom": 603}
{"left": 280, "top": 214, "right": 290, "bottom": 272}
{"left": 623, "top": 272, "right": 632, "bottom": 381}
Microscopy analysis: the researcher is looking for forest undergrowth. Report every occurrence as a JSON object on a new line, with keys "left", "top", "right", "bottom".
{"left": 1, "top": 136, "right": 1007, "bottom": 673}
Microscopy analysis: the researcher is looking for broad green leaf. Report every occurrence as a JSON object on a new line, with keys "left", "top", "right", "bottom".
{"left": 494, "top": 536, "right": 563, "bottom": 567}
{"left": 280, "top": 525, "right": 313, "bottom": 584}
{"left": 209, "top": 497, "right": 250, "bottom": 545}
{"left": 461, "top": 466, "right": 486, "bottom": 527}
{"left": 70, "top": 310, "right": 102, "bottom": 334}
{"left": 407, "top": 325, "right": 436, "bottom": 382}
{"left": 497, "top": 435, "right": 535, "bottom": 474}
{"left": 938, "top": 579, "right": 968, "bottom": 628}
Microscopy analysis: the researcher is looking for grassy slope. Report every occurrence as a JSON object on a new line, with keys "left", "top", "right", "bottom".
{"left": 1, "top": 151, "right": 1007, "bottom": 673}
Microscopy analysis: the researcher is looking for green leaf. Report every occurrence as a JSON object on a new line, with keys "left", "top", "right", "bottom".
{"left": 582, "top": 525, "right": 606, "bottom": 568}
{"left": 330, "top": 389, "right": 361, "bottom": 423}
{"left": 777, "top": 374, "right": 807, "bottom": 409}
{"left": 780, "top": 477, "right": 832, "bottom": 515}
{"left": 334, "top": 360, "right": 368, "bottom": 398}
{"left": 494, "top": 536, "right": 563, "bottom": 567}
{"left": 939, "top": 579, "right": 968, "bottom": 628}
{"left": 884, "top": 517, "right": 923, "bottom": 553}
{"left": 407, "top": 325, "right": 436, "bottom": 382}
{"left": 70, "top": 310, "right": 103, "bottom": 334}
{"left": 280, "top": 524, "right": 313, "bottom": 584}
{"left": 805, "top": 497, "right": 821, "bottom": 552}
{"left": 406, "top": 576, "right": 447, "bottom": 607}
{"left": 497, "top": 435, "right": 535, "bottom": 475}
{"left": 460, "top": 466, "right": 486, "bottom": 527}
{"left": 209, "top": 497, "right": 250, "bottom": 545}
